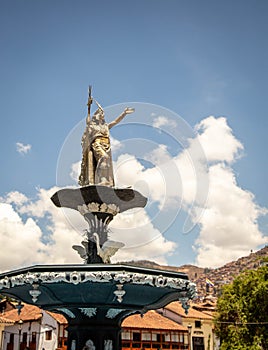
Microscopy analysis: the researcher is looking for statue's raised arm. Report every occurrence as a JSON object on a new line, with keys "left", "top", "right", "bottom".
{"left": 108, "top": 107, "right": 135, "bottom": 129}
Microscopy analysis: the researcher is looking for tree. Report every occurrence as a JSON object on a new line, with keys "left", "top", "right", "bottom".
{"left": 215, "top": 262, "right": 268, "bottom": 350}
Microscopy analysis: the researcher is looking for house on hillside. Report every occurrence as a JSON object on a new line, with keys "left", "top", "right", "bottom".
{"left": 159, "top": 302, "right": 216, "bottom": 350}
{"left": 121, "top": 310, "right": 189, "bottom": 350}
{"left": 191, "top": 299, "right": 216, "bottom": 317}
{"left": 1, "top": 304, "right": 67, "bottom": 350}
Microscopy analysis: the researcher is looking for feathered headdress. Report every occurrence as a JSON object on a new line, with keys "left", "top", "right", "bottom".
{"left": 93, "top": 99, "right": 104, "bottom": 116}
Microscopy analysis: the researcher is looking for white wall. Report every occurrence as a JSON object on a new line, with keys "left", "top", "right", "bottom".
{"left": 158, "top": 308, "right": 183, "bottom": 324}
{"left": 2, "top": 321, "right": 40, "bottom": 350}
{"left": 38, "top": 312, "right": 59, "bottom": 350}
{"left": 2, "top": 311, "right": 60, "bottom": 350}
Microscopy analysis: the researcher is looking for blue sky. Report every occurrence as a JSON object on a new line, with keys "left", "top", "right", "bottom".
{"left": 0, "top": 0, "right": 267, "bottom": 271}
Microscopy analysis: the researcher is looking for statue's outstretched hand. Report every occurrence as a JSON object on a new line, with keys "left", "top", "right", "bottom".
{"left": 124, "top": 107, "right": 135, "bottom": 115}
{"left": 109, "top": 107, "right": 135, "bottom": 129}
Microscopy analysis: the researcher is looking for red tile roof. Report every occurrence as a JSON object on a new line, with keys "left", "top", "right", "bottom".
{"left": 122, "top": 310, "right": 187, "bottom": 331}
{"left": 3, "top": 304, "right": 42, "bottom": 322}
{"left": 4, "top": 304, "right": 67, "bottom": 324}
{"left": 0, "top": 316, "right": 14, "bottom": 324}
{"left": 165, "top": 302, "right": 213, "bottom": 320}
{"left": 200, "top": 310, "right": 214, "bottom": 317}
{"left": 47, "top": 311, "right": 67, "bottom": 324}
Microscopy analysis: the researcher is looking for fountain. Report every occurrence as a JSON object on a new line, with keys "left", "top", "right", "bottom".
{"left": 0, "top": 88, "right": 196, "bottom": 350}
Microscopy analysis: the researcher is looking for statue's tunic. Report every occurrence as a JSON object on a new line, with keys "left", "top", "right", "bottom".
{"left": 79, "top": 121, "right": 114, "bottom": 187}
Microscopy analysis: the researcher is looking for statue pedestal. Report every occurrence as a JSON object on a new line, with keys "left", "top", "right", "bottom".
{"left": 0, "top": 264, "right": 196, "bottom": 350}
{"left": 50, "top": 185, "right": 147, "bottom": 214}
{"left": 51, "top": 185, "right": 148, "bottom": 263}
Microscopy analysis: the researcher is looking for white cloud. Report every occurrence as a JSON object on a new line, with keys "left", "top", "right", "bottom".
{"left": 15, "top": 187, "right": 85, "bottom": 264}
{"left": 0, "top": 187, "right": 84, "bottom": 271}
{"left": 190, "top": 117, "right": 267, "bottom": 267}
{"left": 2, "top": 191, "right": 29, "bottom": 206}
{"left": 0, "top": 203, "right": 48, "bottom": 272}
{"left": 113, "top": 116, "right": 267, "bottom": 267}
{"left": 196, "top": 116, "right": 243, "bottom": 163}
{"left": 1, "top": 116, "right": 266, "bottom": 271}
{"left": 114, "top": 152, "right": 181, "bottom": 212}
{"left": 193, "top": 163, "right": 268, "bottom": 267}
{"left": 144, "top": 144, "right": 172, "bottom": 165}
{"left": 16, "top": 142, "right": 31, "bottom": 155}
{"left": 110, "top": 136, "right": 123, "bottom": 153}
{"left": 70, "top": 161, "right": 81, "bottom": 182}
{"left": 110, "top": 208, "right": 177, "bottom": 264}
{"left": 153, "top": 115, "right": 177, "bottom": 129}
{"left": 0, "top": 184, "right": 176, "bottom": 271}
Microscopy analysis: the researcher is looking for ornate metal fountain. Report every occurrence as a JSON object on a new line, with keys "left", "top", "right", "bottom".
{"left": 0, "top": 88, "right": 196, "bottom": 350}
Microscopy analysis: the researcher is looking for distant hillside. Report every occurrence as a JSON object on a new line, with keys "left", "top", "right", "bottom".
{"left": 198, "top": 245, "right": 268, "bottom": 299}
{"left": 122, "top": 245, "right": 268, "bottom": 300}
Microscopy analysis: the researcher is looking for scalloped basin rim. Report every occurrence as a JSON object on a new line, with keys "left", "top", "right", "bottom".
{"left": 0, "top": 263, "right": 188, "bottom": 280}
{"left": 50, "top": 186, "right": 148, "bottom": 213}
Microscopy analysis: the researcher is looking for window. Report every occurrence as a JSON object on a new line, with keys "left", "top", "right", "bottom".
{"left": 143, "top": 343, "right": 151, "bottom": 348}
{"left": 195, "top": 320, "right": 202, "bottom": 328}
{"left": 22, "top": 332, "right": 27, "bottom": 343}
{"left": 31, "top": 332, "right": 37, "bottom": 343}
{"left": 45, "top": 330, "right": 52, "bottom": 341}
{"left": 121, "top": 331, "right": 131, "bottom": 340}
{"left": 171, "top": 333, "right": 179, "bottom": 342}
{"left": 133, "top": 332, "right": 141, "bottom": 341}
{"left": 9, "top": 334, "right": 14, "bottom": 344}
{"left": 132, "top": 343, "right": 141, "bottom": 348}
{"left": 156, "top": 334, "right": 165, "bottom": 343}
{"left": 122, "top": 341, "right": 130, "bottom": 348}
{"left": 141, "top": 332, "right": 151, "bottom": 341}
{"left": 192, "top": 336, "right": 204, "bottom": 346}
{"left": 132, "top": 332, "right": 141, "bottom": 348}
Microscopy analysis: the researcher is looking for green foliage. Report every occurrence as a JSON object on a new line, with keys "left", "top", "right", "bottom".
{"left": 215, "top": 265, "right": 268, "bottom": 350}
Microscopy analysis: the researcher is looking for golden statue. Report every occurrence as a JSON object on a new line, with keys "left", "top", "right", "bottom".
{"left": 79, "top": 88, "right": 134, "bottom": 187}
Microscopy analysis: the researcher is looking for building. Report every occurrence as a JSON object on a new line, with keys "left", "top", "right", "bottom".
{"left": 1, "top": 304, "right": 67, "bottom": 350}
{"left": 47, "top": 312, "right": 68, "bottom": 350}
{"left": 191, "top": 299, "right": 216, "bottom": 317}
{"left": 121, "top": 310, "right": 189, "bottom": 349}
{"left": 159, "top": 302, "right": 215, "bottom": 350}
{"left": 0, "top": 315, "right": 14, "bottom": 350}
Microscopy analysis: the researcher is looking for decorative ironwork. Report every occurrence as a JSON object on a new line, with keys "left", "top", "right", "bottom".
{"left": 105, "top": 308, "right": 125, "bottom": 319}
{"left": 104, "top": 339, "right": 113, "bottom": 350}
{"left": 79, "top": 308, "right": 97, "bottom": 318}
{"left": 57, "top": 308, "right": 76, "bottom": 319}
{"left": 180, "top": 297, "right": 191, "bottom": 315}
{"left": 16, "top": 301, "right": 24, "bottom": 315}
{"left": 113, "top": 284, "right": 125, "bottom": 303}
{"left": 78, "top": 203, "right": 120, "bottom": 216}
{"left": 83, "top": 339, "right": 96, "bottom": 350}
{"left": 29, "top": 283, "right": 41, "bottom": 303}
{"left": 0, "top": 270, "right": 194, "bottom": 291}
